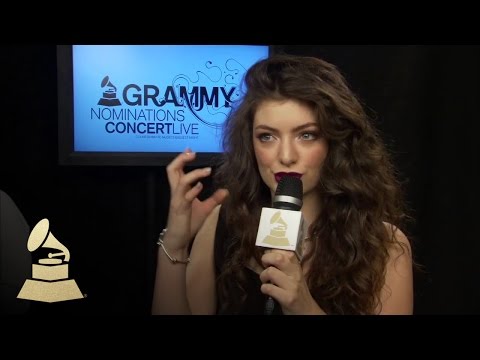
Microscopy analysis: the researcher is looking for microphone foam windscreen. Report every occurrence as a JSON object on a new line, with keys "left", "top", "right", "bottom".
{"left": 275, "top": 175, "right": 303, "bottom": 199}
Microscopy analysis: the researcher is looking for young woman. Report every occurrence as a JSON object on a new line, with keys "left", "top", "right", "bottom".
{"left": 152, "top": 54, "right": 413, "bottom": 315}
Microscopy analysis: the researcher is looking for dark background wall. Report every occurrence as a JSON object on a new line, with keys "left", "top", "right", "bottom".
{"left": 1, "top": 45, "right": 478, "bottom": 314}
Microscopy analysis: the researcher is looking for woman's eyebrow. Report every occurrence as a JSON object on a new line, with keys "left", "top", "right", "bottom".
{"left": 254, "top": 123, "right": 318, "bottom": 132}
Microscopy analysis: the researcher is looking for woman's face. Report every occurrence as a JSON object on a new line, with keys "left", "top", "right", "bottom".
{"left": 252, "top": 99, "right": 329, "bottom": 199}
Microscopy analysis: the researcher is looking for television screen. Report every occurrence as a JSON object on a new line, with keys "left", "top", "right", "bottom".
{"left": 57, "top": 44, "right": 270, "bottom": 166}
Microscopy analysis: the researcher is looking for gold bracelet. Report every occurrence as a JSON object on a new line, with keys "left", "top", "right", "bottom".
{"left": 156, "top": 228, "right": 190, "bottom": 264}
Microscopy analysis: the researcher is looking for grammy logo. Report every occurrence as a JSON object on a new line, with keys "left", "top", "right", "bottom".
{"left": 97, "top": 75, "right": 122, "bottom": 106}
{"left": 261, "top": 210, "right": 291, "bottom": 246}
{"left": 17, "top": 218, "right": 83, "bottom": 303}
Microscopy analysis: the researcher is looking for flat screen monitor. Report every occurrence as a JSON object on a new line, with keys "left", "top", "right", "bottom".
{"left": 57, "top": 44, "right": 270, "bottom": 166}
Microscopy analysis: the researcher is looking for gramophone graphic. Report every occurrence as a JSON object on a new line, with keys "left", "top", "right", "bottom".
{"left": 17, "top": 218, "right": 83, "bottom": 303}
{"left": 97, "top": 75, "right": 121, "bottom": 106}
{"left": 261, "top": 210, "right": 291, "bottom": 247}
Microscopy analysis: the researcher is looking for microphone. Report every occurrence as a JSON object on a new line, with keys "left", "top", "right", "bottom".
{"left": 255, "top": 175, "right": 306, "bottom": 314}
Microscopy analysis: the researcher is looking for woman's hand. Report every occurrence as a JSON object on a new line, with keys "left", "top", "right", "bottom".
{"left": 164, "top": 148, "right": 228, "bottom": 251}
{"left": 260, "top": 249, "right": 325, "bottom": 315}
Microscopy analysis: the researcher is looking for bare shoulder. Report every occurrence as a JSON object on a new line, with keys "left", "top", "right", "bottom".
{"left": 378, "top": 222, "right": 413, "bottom": 314}
{"left": 383, "top": 222, "right": 412, "bottom": 259}
{"left": 186, "top": 205, "right": 222, "bottom": 314}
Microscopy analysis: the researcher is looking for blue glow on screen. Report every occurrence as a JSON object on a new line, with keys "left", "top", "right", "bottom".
{"left": 72, "top": 45, "right": 269, "bottom": 152}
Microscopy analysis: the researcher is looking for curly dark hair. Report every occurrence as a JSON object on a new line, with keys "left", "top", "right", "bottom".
{"left": 214, "top": 54, "right": 410, "bottom": 314}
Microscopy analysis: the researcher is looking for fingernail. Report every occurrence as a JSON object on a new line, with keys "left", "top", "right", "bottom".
{"left": 204, "top": 167, "right": 211, "bottom": 174}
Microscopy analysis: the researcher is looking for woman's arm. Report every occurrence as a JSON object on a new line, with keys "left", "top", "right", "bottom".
{"left": 186, "top": 205, "right": 222, "bottom": 314}
{"left": 152, "top": 234, "right": 192, "bottom": 314}
{"left": 377, "top": 225, "right": 414, "bottom": 314}
{"left": 151, "top": 206, "right": 221, "bottom": 315}
{"left": 151, "top": 149, "right": 228, "bottom": 315}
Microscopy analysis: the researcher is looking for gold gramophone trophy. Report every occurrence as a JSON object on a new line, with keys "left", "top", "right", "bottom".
{"left": 261, "top": 210, "right": 291, "bottom": 246}
{"left": 17, "top": 218, "right": 83, "bottom": 303}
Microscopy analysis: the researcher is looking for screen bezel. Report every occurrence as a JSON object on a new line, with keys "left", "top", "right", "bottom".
{"left": 57, "top": 45, "right": 271, "bottom": 167}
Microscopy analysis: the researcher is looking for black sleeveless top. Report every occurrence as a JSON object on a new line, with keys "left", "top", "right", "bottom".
{"left": 213, "top": 206, "right": 283, "bottom": 315}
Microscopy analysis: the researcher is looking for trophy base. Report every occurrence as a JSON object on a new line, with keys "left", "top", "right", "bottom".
{"left": 262, "top": 235, "right": 290, "bottom": 246}
{"left": 98, "top": 98, "right": 121, "bottom": 106}
{"left": 17, "top": 279, "right": 83, "bottom": 303}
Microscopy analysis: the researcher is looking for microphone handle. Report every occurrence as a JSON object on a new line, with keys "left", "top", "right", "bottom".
{"left": 264, "top": 295, "right": 275, "bottom": 315}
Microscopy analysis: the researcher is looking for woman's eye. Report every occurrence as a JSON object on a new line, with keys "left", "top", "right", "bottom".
{"left": 300, "top": 132, "right": 317, "bottom": 140}
{"left": 258, "top": 133, "right": 273, "bottom": 142}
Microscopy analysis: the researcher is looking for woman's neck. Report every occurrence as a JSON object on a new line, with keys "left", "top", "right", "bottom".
{"left": 300, "top": 190, "right": 321, "bottom": 227}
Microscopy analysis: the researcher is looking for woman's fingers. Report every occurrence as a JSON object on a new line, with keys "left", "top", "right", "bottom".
{"left": 259, "top": 254, "right": 319, "bottom": 315}
{"left": 259, "top": 252, "right": 306, "bottom": 311}
{"left": 174, "top": 167, "right": 212, "bottom": 201}
{"left": 259, "top": 267, "right": 292, "bottom": 305}
{"left": 165, "top": 149, "right": 229, "bottom": 242}
{"left": 260, "top": 282, "right": 285, "bottom": 300}
{"left": 188, "top": 188, "right": 229, "bottom": 236}
{"left": 199, "top": 189, "right": 229, "bottom": 213}
{"left": 259, "top": 250, "right": 302, "bottom": 291}
{"left": 260, "top": 265, "right": 286, "bottom": 286}
{"left": 166, "top": 149, "right": 196, "bottom": 188}
{"left": 261, "top": 250, "right": 299, "bottom": 272}
{"left": 184, "top": 182, "right": 203, "bottom": 202}
{"left": 189, "top": 188, "right": 229, "bottom": 222}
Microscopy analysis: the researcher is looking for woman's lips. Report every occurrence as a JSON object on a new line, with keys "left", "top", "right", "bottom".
{"left": 274, "top": 172, "right": 302, "bottom": 182}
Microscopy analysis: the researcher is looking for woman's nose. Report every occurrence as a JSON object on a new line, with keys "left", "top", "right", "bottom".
{"left": 278, "top": 139, "right": 298, "bottom": 166}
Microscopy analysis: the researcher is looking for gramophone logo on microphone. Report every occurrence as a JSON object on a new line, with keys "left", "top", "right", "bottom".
{"left": 256, "top": 208, "right": 305, "bottom": 252}
{"left": 17, "top": 219, "right": 84, "bottom": 303}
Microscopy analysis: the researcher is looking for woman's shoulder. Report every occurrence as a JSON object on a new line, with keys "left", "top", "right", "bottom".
{"left": 382, "top": 222, "right": 412, "bottom": 258}
{"left": 378, "top": 222, "right": 414, "bottom": 314}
